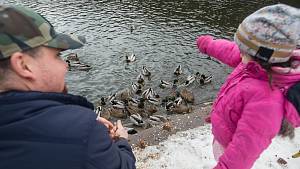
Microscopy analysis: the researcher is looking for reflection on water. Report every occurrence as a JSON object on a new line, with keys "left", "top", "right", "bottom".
{"left": 2, "top": 0, "right": 297, "bottom": 104}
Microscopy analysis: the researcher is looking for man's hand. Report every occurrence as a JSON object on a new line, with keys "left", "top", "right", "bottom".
{"left": 97, "top": 117, "right": 116, "bottom": 139}
{"left": 114, "top": 120, "right": 128, "bottom": 140}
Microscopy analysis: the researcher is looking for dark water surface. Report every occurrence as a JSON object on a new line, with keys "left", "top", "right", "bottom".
{"left": 2, "top": 0, "right": 299, "bottom": 104}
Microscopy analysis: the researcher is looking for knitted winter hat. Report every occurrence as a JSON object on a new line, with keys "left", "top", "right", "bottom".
{"left": 234, "top": 4, "right": 300, "bottom": 63}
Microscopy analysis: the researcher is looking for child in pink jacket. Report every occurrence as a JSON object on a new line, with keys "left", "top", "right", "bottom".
{"left": 196, "top": 4, "right": 300, "bottom": 169}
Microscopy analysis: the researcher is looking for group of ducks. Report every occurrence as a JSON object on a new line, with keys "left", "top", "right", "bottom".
{"left": 63, "top": 52, "right": 213, "bottom": 132}
{"left": 93, "top": 63, "right": 213, "bottom": 133}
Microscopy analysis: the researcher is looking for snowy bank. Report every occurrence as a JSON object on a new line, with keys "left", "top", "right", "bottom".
{"left": 133, "top": 124, "right": 300, "bottom": 169}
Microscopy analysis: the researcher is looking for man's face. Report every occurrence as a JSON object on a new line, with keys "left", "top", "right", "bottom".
{"left": 30, "top": 46, "right": 68, "bottom": 93}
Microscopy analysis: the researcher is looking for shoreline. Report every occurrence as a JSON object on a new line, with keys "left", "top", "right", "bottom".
{"left": 128, "top": 105, "right": 212, "bottom": 148}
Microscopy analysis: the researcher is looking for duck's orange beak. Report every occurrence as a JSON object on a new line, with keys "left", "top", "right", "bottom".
{"left": 292, "top": 151, "right": 300, "bottom": 158}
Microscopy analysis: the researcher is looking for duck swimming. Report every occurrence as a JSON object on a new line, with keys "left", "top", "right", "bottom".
{"left": 131, "top": 82, "right": 142, "bottom": 95}
{"left": 126, "top": 53, "right": 136, "bottom": 63}
{"left": 174, "top": 65, "right": 183, "bottom": 76}
{"left": 184, "top": 75, "right": 196, "bottom": 86}
{"left": 66, "top": 53, "right": 80, "bottom": 61}
{"left": 159, "top": 79, "right": 178, "bottom": 89}
{"left": 137, "top": 73, "right": 145, "bottom": 85}
{"left": 66, "top": 60, "right": 92, "bottom": 71}
{"left": 142, "top": 66, "right": 151, "bottom": 77}
{"left": 199, "top": 75, "right": 213, "bottom": 85}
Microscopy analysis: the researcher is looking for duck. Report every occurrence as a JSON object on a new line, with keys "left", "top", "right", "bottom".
{"left": 148, "top": 115, "right": 168, "bottom": 125}
{"left": 184, "top": 74, "right": 196, "bottom": 86}
{"left": 144, "top": 104, "right": 158, "bottom": 116}
{"left": 292, "top": 150, "right": 300, "bottom": 158}
{"left": 129, "top": 113, "right": 146, "bottom": 127}
{"left": 107, "top": 93, "right": 116, "bottom": 104}
{"left": 108, "top": 107, "right": 127, "bottom": 118}
{"left": 111, "top": 100, "right": 126, "bottom": 109}
{"left": 169, "top": 104, "right": 193, "bottom": 114}
{"left": 147, "top": 97, "right": 160, "bottom": 105}
{"left": 99, "top": 97, "right": 106, "bottom": 106}
{"left": 115, "top": 88, "right": 132, "bottom": 102}
{"left": 66, "top": 53, "right": 80, "bottom": 61}
{"left": 159, "top": 79, "right": 178, "bottom": 89}
{"left": 94, "top": 106, "right": 111, "bottom": 120}
{"left": 199, "top": 75, "right": 213, "bottom": 85}
{"left": 95, "top": 106, "right": 102, "bottom": 120}
{"left": 126, "top": 53, "right": 136, "bottom": 63}
{"left": 179, "top": 88, "right": 195, "bottom": 103}
{"left": 174, "top": 65, "right": 183, "bottom": 76}
{"left": 142, "top": 66, "right": 151, "bottom": 77}
{"left": 126, "top": 102, "right": 146, "bottom": 116}
{"left": 137, "top": 73, "right": 145, "bottom": 85}
{"left": 165, "top": 101, "right": 175, "bottom": 111}
{"left": 142, "top": 88, "right": 154, "bottom": 99}
{"left": 131, "top": 82, "right": 142, "bottom": 95}
{"left": 174, "top": 97, "right": 184, "bottom": 107}
{"left": 66, "top": 60, "right": 92, "bottom": 71}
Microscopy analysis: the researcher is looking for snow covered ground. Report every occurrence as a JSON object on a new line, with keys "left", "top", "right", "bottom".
{"left": 133, "top": 124, "right": 300, "bottom": 169}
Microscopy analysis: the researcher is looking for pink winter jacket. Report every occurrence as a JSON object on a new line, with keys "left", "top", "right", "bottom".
{"left": 197, "top": 35, "right": 300, "bottom": 169}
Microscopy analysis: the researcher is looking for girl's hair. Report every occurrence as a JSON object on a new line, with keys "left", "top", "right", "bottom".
{"left": 251, "top": 55, "right": 295, "bottom": 139}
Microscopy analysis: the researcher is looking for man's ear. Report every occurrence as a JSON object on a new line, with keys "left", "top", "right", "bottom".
{"left": 9, "top": 52, "right": 36, "bottom": 80}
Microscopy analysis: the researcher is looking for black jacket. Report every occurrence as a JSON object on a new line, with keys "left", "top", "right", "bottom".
{"left": 0, "top": 91, "right": 136, "bottom": 169}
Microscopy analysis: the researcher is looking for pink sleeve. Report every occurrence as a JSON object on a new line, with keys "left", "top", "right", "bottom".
{"left": 214, "top": 99, "right": 283, "bottom": 169}
{"left": 196, "top": 35, "right": 242, "bottom": 68}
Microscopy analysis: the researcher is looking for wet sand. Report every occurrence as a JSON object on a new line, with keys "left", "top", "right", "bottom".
{"left": 128, "top": 105, "right": 212, "bottom": 148}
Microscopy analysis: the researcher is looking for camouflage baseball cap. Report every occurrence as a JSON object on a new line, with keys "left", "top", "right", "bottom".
{"left": 0, "top": 5, "right": 86, "bottom": 59}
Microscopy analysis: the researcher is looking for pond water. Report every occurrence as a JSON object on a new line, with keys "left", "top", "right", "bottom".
{"left": 2, "top": 0, "right": 299, "bottom": 104}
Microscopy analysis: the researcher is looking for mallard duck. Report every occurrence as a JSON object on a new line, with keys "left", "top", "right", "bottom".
{"left": 199, "top": 75, "right": 213, "bottom": 85}
{"left": 292, "top": 150, "right": 300, "bottom": 158}
{"left": 128, "top": 97, "right": 140, "bottom": 107}
{"left": 126, "top": 104, "right": 147, "bottom": 117}
{"left": 107, "top": 93, "right": 116, "bottom": 104}
{"left": 108, "top": 107, "right": 127, "bottom": 118}
{"left": 144, "top": 104, "right": 158, "bottom": 116}
{"left": 129, "top": 113, "right": 146, "bottom": 127}
{"left": 142, "top": 88, "right": 154, "bottom": 99}
{"left": 66, "top": 53, "right": 80, "bottom": 61}
{"left": 147, "top": 97, "right": 160, "bottom": 105}
{"left": 100, "top": 97, "right": 106, "bottom": 106}
{"left": 95, "top": 106, "right": 102, "bottom": 120}
{"left": 137, "top": 73, "right": 145, "bottom": 85}
{"left": 174, "top": 65, "right": 183, "bottom": 76}
{"left": 111, "top": 100, "right": 126, "bottom": 109}
{"left": 148, "top": 115, "right": 168, "bottom": 125}
{"left": 66, "top": 60, "right": 92, "bottom": 71}
{"left": 126, "top": 53, "right": 136, "bottom": 63}
{"left": 184, "top": 75, "right": 196, "bottom": 86}
{"left": 159, "top": 79, "right": 178, "bottom": 89}
{"left": 174, "top": 97, "right": 184, "bottom": 107}
{"left": 179, "top": 88, "right": 195, "bottom": 103}
{"left": 95, "top": 106, "right": 111, "bottom": 120}
{"left": 115, "top": 88, "right": 132, "bottom": 102}
{"left": 165, "top": 101, "right": 175, "bottom": 111}
{"left": 131, "top": 82, "right": 142, "bottom": 95}
{"left": 170, "top": 104, "right": 193, "bottom": 114}
{"left": 142, "top": 66, "right": 151, "bottom": 77}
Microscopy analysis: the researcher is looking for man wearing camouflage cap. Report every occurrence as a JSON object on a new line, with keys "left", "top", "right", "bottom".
{"left": 0, "top": 5, "right": 136, "bottom": 169}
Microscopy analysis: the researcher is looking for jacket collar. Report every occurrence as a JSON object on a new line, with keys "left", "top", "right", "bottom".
{"left": 0, "top": 90, "right": 94, "bottom": 109}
